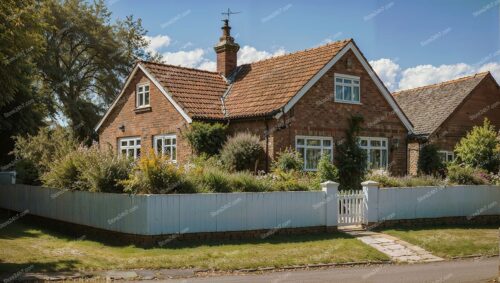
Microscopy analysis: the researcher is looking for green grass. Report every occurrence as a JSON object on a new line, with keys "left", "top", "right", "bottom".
{"left": 382, "top": 225, "right": 499, "bottom": 258}
{"left": 0, "top": 212, "right": 387, "bottom": 274}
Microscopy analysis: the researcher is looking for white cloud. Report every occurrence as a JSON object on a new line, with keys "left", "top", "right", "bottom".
{"left": 238, "top": 45, "right": 286, "bottom": 64}
{"left": 144, "top": 35, "right": 171, "bottom": 54}
{"left": 198, "top": 61, "right": 216, "bottom": 71}
{"left": 369, "top": 58, "right": 401, "bottom": 90}
{"left": 369, "top": 58, "right": 500, "bottom": 91}
{"left": 161, "top": 48, "right": 206, "bottom": 68}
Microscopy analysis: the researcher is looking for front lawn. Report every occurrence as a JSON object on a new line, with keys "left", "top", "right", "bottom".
{"left": 0, "top": 212, "right": 388, "bottom": 274}
{"left": 382, "top": 225, "right": 499, "bottom": 258}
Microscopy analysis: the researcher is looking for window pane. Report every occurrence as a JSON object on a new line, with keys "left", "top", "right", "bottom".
{"left": 297, "top": 147, "right": 305, "bottom": 159}
{"left": 138, "top": 93, "right": 143, "bottom": 106}
{"left": 121, "top": 149, "right": 126, "bottom": 155}
{"left": 336, "top": 78, "right": 343, "bottom": 83}
{"left": 144, "top": 93, "right": 150, "bottom": 105}
{"left": 127, "top": 149, "right": 134, "bottom": 157}
{"left": 172, "top": 138, "right": 176, "bottom": 145}
{"left": 121, "top": 141, "right": 127, "bottom": 146}
{"left": 323, "top": 149, "right": 332, "bottom": 160}
{"left": 370, "top": 149, "right": 381, "bottom": 169}
{"left": 136, "top": 148, "right": 141, "bottom": 158}
{"left": 145, "top": 85, "right": 149, "bottom": 91}
{"left": 306, "top": 148, "right": 321, "bottom": 170}
{"left": 323, "top": 139, "right": 331, "bottom": 147}
{"left": 382, "top": 149, "right": 387, "bottom": 168}
{"left": 297, "top": 139, "right": 305, "bottom": 146}
{"left": 165, "top": 138, "right": 171, "bottom": 145}
{"left": 353, "top": 86, "right": 360, "bottom": 102}
{"left": 360, "top": 139, "right": 368, "bottom": 147}
{"left": 343, "top": 86, "right": 352, "bottom": 101}
{"left": 172, "top": 147, "right": 177, "bottom": 160}
{"left": 307, "top": 139, "right": 321, "bottom": 146}
{"left": 335, "top": 85, "right": 343, "bottom": 100}
{"left": 138, "top": 86, "right": 143, "bottom": 92}
{"left": 353, "top": 80, "right": 360, "bottom": 85}
{"left": 136, "top": 139, "right": 141, "bottom": 145}
{"left": 382, "top": 140, "right": 386, "bottom": 147}
{"left": 156, "top": 139, "right": 162, "bottom": 154}
{"left": 371, "top": 140, "right": 381, "bottom": 147}
{"left": 447, "top": 154, "right": 453, "bottom": 162}
{"left": 344, "top": 79, "right": 352, "bottom": 84}
{"left": 165, "top": 146, "right": 172, "bottom": 159}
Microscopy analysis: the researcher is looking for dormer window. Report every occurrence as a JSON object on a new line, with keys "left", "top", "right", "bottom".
{"left": 136, "top": 83, "right": 150, "bottom": 108}
{"left": 334, "top": 74, "right": 360, "bottom": 104}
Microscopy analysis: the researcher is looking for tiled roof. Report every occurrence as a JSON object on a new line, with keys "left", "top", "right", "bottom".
{"left": 139, "top": 39, "right": 352, "bottom": 120}
{"left": 224, "top": 39, "right": 352, "bottom": 118}
{"left": 392, "top": 72, "right": 490, "bottom": 135}
{"left": 140, "top": 61, "right": 228, "bottom": 119}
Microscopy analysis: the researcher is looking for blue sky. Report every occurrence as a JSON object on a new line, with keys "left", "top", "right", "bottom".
{"left": 107, "top": 0, "right": 500, "bottom": 90}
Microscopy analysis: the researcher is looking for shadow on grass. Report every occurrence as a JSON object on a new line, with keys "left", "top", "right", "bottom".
{"left": 0, "top": 209, "right": 357, "bottom": 250}
{"left": 0, "top": 260, "right": 81, "bottom": 278}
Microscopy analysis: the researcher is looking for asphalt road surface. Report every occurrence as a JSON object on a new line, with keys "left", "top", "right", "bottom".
{"left": 163, "top": 257, "right": 498, "bottom": 283}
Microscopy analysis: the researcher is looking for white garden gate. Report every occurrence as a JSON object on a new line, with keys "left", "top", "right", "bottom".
{"left": 337, "top": 190, "right": 365, "bottom": 226}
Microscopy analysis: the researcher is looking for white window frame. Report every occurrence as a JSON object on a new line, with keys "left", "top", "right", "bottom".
{"left": 295, "top": 136, "right": 333, "bottom": 171}
{"left": 438, "top": 150, "right": 454, "bottom": 163}
{"left": 154, "top": 134, "right": 177, "bottom": 162}
{"left": 119, "top": 137, "right": 141, "bottom": 159}
{"left": 358, "top": 137, "right": 389, "bottom": 170}
{"left": 334, "top": 73, "right": 361, "bottom": 104}
{"left": 136, "top": 83, "right": 150, "bottom": 108}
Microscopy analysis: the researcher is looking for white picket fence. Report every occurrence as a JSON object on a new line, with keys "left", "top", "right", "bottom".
{"left": 337, "top": 190, "right": 364, "bottom": 226}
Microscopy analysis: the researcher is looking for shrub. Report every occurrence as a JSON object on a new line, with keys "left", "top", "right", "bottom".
{"left": 335, "top": 115, "right": 367, "bottom": 190}
{"left": 220, "top": 132, "right": 264, "bottom": 172}
{"left": 12, "top": 126, "right": 79, "bottom": 175}
{"left": 317, "top": 153, "right": 339, "bottom": 183}
{"left": 418, "top": 144, "right": 444, "bottom": 175}
{"left": 454, "top": 118, "right": 500, "bottom": 173}
{"left": 273, "top": 148, "right": 303, "bottom": 172}
{"left": 121, "top": 152, "right": 183, "bottom": 194}
{"left": 183, "top": 122, "right": 227, "bottom": 156}
{"left": 195, "top": 167, "right": 232, "bottom": 193}
{"left": 41, "top": 148, "right": 83, "bottom": 190}
{"left": 229, "top": 171, "right": 270, "bottom": 192}
{"left": 75, "top": 146, "right": 133, "bottom": 193}
{"left": 365, "top": 172, "right": 446, "bottom": 188}
{"left": 446, "top": 164, "right": 489, "bottom": 185}
{"left": 14, "top": 159, "right": 41, "bottom": 185}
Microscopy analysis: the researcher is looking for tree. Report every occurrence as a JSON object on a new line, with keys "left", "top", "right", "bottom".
{"left": 0, "top": 0, "right": 47, "bottom": 166}
{"left": 454, "top": 118, "right": 500, "bottom": 173}
{"left": 183, "top": 122, "right": 228, "bottom": 156}
{"left": 37, "top": 0, "right": 160, "bottom": 142}
{"left": 335, "top": 115, "right": 367, "bottom": 190}
{"left": 418, "top": 144, "right": 444, "bottom": 176}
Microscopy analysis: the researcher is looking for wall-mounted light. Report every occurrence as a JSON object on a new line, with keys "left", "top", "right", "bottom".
{"left": 119, "top": 124, "right": 125, "bottom": 132}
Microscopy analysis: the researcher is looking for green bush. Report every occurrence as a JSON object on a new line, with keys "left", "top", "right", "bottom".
{"left": 229, "top": 172, "right": 270, "bottom": 192}
{"left": 335, "top": 115, "right": 367, "bottom": 190}
{"left": 454, "top": 118, "right": 500, "bottom": 173}
{"left": 446, "top": 164, "right": 489, "bottom": 185}
{"left": 317, "top": 153, "right": 339, "bottom": 183}
{"left": 41, "top": 148, "right": 83, "bottom": 190}
{"left": 220, "top": 132, "right": 264, "bottom": 172}
{"left": 365, "top": 172, "right": 446, "bottom": 188}
{"left": 121, "top": 152, "right": 183, "bottom": 194}
{"left": 75, "top": 147, "right": 132, "bottom": 193}
{"left": 183, "top": 122, "right": 227, "bottom": 156}
{"left": 273, "top": 148, "right": 303, "bottom": 172}
{"left": 418, "top": 144, "right": 444, "bottom": 175}
{"left": 14, "top": 159, "right": 41, "bottom": 185}
{"left": 12, "top": 126, "right": 79, "bottom": 175}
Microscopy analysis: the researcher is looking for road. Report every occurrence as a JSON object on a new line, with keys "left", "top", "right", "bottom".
{"left": 162, "top": 257, "right": 498, "bottom": 283}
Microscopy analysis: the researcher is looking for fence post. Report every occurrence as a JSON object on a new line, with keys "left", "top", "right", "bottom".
{"left": 321, "top": 181, "right": 339, "bottom": 232}
{"left": 362, "top": 180, "right": 379, "bottom": 227}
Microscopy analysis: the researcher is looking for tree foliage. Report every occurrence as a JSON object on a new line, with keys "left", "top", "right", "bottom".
{"left": 37, "top": 0, "right": 160, "bottom": 142}
{"left": 418, "top": 144, "right": 444, "bottom": 176}
{"left": 183, "top": 122, "right": 228, "bottom": 155}
{"left": 220, "top": 132, "right": 264, "bottom": 172}
{"left": 454, "top": 118, "right": 500, "bottom": 173}
{"left": 335, "top": 115, "right": 367, "bottom": 190}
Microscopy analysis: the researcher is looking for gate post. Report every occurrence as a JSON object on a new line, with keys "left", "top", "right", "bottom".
{"left": 321, "top": 181, "right": 339, "bottom": 232}
{"left": 362, "top": 181, "right": 379, "bottom": 228}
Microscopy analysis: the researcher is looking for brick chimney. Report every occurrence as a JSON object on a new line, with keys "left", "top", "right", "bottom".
{"left": 214, "top": 19, "right": 239, "bottom": 77}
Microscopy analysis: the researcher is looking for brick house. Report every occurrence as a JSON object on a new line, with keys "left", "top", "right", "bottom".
{"left": 392, "top": 72, "right": 500, "bottom": 175}
{"left": 95, "top": 20, "right": 413, "bottom": 175}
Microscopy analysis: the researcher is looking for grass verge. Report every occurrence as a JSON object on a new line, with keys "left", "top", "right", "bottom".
{"left": 0, "top": 211, "right": 388, "bottom": 274}
{"left": 381, "top": 225, "right": 499, "bottom": 258}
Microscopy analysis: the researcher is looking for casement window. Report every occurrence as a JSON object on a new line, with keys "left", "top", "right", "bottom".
{"left": 358, "top": 137, "right": 388, "bottom": 170}
{"left": 154, "top": 134, "right": 177, "bottom": 162}
{"left": 295, "top": 136, "right": 333, "bottom": 171}
{"left": 136, "top": 83, "right": 150, "bottom": 108}
{"left": 438, "top": 150, "right": 454, "bottom": 163}
{"left": 119, "top": 137, "right": 141, "bottom": 159}
{"left": 334, "top": 74, "right": 361, "bottom": 104}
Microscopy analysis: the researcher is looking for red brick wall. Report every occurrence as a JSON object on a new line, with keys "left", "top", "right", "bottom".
{"left": 98, "top": 69, "right": 192, "bottom": 163}
{"left": 229, "top": 50, "right": 409, "bottom": 175}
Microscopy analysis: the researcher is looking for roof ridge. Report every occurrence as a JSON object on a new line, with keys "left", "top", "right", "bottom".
{"left": 393, "top": 71, "right": 490, "bottom": 95}
{"left": 139, "top": 60, "right": 220, "bottom": 75}
{"left": 240, "top": 38, "right": 353, "bottom": 67}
